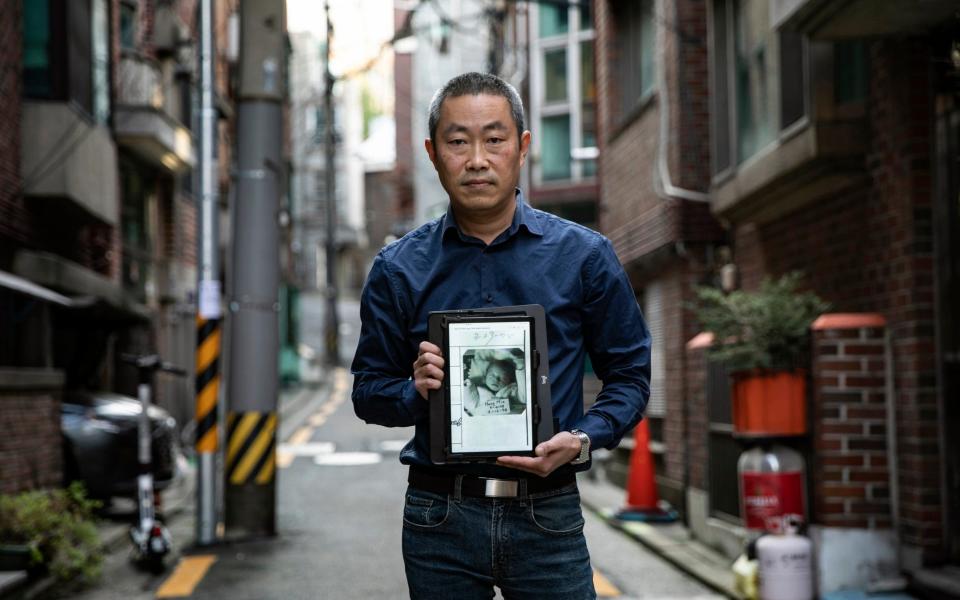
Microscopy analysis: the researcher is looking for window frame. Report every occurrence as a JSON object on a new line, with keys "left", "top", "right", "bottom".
{"left": 530, "top": 2, "right": 597, "bottom": 186}
{"left": 710, "top": 0, "right": 811, "bottom": 180}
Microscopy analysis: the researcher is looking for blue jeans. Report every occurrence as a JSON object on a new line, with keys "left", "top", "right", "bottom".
{"left": 401, "top": 482, "right": 595, "bottom": 600}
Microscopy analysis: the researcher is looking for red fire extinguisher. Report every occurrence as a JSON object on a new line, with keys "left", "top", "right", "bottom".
{"left": 738, "top": 444, "right": 806, "bottom": 532}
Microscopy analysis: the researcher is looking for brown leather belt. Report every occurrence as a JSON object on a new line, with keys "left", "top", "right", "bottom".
{"left": 408, "top": 465, "right": 576, "bottom": 499}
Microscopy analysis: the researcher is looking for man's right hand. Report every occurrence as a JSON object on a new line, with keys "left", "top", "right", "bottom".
{"left": 413, "top": 341, "right": 445, "bottom": 400}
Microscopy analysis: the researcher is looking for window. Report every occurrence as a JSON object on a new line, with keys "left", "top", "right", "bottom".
{"left": 22, "top": 0, "right": 105, "bottom": 121}
{"left": 92, "top": 0, "right": 110, "bottom": 124}
{"left": 23, "top": 0, "right": 54, "bottom": 97}
{"left": 121, "top": 161, "right": 155, "bottom": 302}
{"left": 120, "top": 1, "right": 138, "bottom": 51}
{"left": 834, "top": 40, "right": 867, "bottom": 105}
{"left": 711, "top": 0, "right": 807, "bottom": 173}
{"left": 531, "top": 1, "right": 596, "bottom": 184}
{"left": 613, "top": 0, "right": 657, "bottom": 121}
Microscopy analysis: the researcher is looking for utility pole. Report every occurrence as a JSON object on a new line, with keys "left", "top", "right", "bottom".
{"left": 226, "top": 0, "right": 285, "bottom": 537}
{"left": 323, "top": 0, "right": 340, "bottom": 366}
{"left": 195, "top": 0, "right": 221, "bottom": 546}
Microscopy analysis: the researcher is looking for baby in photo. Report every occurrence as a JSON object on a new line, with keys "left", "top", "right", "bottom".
{"left": 462, "top": 349, "right": 526, "bottom": 416}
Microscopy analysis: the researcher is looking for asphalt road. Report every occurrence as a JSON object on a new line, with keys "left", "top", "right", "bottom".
{"left": 58, "top": 294, "right": 721, "bottom": 599}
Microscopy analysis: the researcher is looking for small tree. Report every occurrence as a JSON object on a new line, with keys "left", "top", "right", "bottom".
{"left": 694, "top": 272, "right": 829, "bottom": 373}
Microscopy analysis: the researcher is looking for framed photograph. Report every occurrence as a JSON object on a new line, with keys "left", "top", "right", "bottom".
{"left": 428, "top": 305, "right": 554, "bottom": 464}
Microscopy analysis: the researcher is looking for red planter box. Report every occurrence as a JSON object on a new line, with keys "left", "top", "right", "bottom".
{"left": 731, "top": 370, "right": 807, "bottom": 437}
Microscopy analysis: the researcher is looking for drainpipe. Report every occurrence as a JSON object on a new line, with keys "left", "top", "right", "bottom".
{"left": 654, "top": 0, "right": 710, "bottom": 204}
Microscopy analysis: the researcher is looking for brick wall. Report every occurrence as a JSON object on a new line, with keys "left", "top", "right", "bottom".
{"left": 685, "top": 339, "right": 710, "bottom": 491}
{"left": 672, "top": 0, "right": 711, "bottom": 194}
{"left": 731, "top": 38, "right": 942, "bottom": 560}
{"left": 0, "top": 391, "right": 63, "bottom": 494}
{"left": 0, "top": 0, "right": 25, "bottom": 256}
{"left": 811, "top": 315, "right": 892, "bottom": 529}
{"left": 659, "top": 249, "right": 717, "bottom": 492}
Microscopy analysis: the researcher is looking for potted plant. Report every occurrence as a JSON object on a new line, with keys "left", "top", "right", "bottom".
{"left": 0, "top": 482, "right": 104, "bottom": 582}
{"left": 694, "top": 272, "right": 829, "bottom": 436}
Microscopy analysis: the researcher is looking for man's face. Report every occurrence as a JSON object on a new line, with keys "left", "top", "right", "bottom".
{"left": 485, "top": 363, "right": 512, "bottom": 392}
{"left": 425, "top": 94, "right": 531, "bottom": 218}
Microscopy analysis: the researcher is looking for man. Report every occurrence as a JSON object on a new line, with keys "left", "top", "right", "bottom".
{"left": 352, "top": 72, "right": 650, "bottom": 599}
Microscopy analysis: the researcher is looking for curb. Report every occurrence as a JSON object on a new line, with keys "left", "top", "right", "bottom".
{"left": 577, "top": 473, "right": 741, "bottom": 599}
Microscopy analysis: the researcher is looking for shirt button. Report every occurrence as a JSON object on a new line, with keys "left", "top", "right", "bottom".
{"left": 486, "top": 294, "right": 493, "bottom": 303}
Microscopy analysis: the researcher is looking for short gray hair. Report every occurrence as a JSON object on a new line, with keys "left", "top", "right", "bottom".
{"left": 427, "top": 72, "right": 526, "bottom": 147}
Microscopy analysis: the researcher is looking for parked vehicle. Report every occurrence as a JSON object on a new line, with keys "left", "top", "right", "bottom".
{"left": 61, "top": 390, "right": 179, "bottom": 502}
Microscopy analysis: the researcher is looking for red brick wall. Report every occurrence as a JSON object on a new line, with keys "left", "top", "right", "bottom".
{"left": 672, "top": 0, "right": 711, "bottom": 194}
{"left": 731, "top": 39, "right": 942, "bottom": 559}
{"left": 0, "top": 392, "right": 63, "bottom": 494}
{"left": 686, "top": 342, "right": 709, "bottom": 490}
{"left": 0, "top": 0, "right": 25, "bottom": 255}
{"left": 811, "top": 318, "right": 892, "bottom": 529}
{"left": 659, "top": 249, "right": 717, "bottom": 490}
{"left": 597, "top": 0, "right": 722, "bottom": 502}
{"left": 596, "top": 3, "right": 667, "bottom": 260}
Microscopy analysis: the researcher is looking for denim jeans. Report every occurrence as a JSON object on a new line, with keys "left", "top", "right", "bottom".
{"left": 401, "top": 482, "right": 595, "bottom": 600}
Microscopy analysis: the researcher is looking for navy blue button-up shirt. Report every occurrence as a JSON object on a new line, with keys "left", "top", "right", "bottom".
{"left": 351, "top": 191, "right": 651, "bottom": 477}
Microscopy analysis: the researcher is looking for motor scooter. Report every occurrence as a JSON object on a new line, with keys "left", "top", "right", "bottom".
{"left": 120, "top": 353, "right": 186, "bottom": 572}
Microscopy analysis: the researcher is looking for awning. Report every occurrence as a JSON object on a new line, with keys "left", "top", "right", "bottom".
{"left": 0, "top": 269, "right": 87, "bottom": 307}
{"left": 1, "top": 261, "right": 150, "bottom": 325}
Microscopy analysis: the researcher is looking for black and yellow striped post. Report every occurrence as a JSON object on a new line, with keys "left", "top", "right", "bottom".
{"left": 195, "top": 317, "right": 221, "bottom": 454}
{"left": 195, "top": 316, "right": 221, "bottom": 544}
{"left": 224, "top": 411, "right": 277, "bottom": 536}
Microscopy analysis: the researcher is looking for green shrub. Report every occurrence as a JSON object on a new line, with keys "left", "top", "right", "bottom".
{"left": 694, "top": 272, "right": 829, "bottom": 373}
{"left": 0, "top": 482, "right": 103, "bottom": 582}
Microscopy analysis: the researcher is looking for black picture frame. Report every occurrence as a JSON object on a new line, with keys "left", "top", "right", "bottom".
{"left": 428, "top": 304, "right": 554, "bottom": 464}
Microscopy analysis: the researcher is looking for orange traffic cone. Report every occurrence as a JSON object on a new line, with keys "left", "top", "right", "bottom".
{"left": 614, "top": 419, "right": 678, "bottom": 522}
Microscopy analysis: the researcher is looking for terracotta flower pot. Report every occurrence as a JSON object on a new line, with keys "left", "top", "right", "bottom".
{"left": 731, "top": 369, "right": 807, "bottom": 437}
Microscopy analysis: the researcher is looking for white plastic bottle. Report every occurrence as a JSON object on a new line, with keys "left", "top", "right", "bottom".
{"left": 756, "top": 517, "right": 814, "bottom": 600}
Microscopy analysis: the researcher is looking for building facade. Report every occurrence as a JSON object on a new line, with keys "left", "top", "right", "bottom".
{"left": 589, "top": 0, "right": 958, "bottom": 592}
{"left": 0, "top": 0, "right": 239, "bottom": 494}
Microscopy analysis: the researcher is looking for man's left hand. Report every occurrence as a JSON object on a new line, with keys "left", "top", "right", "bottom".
{"left": 496, "top": 431, "right": 582, "bottom": 477}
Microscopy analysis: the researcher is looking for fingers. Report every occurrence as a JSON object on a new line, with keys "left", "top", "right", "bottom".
{"left": 496, "top": 432, "right": 581, "bottom": 476}
{"left": 414, "top": 341, "right": 445, "bottom": 400}
{"left": 418, "top": 341, "right": 442, "bottom": 357}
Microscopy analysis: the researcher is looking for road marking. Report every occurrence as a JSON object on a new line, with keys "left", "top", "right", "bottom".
{"left": 155, "top": 555, "right": 217, "bottom": 598}
{"left": 288, "top": 425, "right": 314, "bottom": 446}
{"left": 280, "top": 370, "right": 350, "bottom": 468}
{"left": 380, "top": 440, "right": 408, "bottom": 452}
{"left": 280, "top": 442, "right": 336, "bottom": 455}
{"left": 314, "top": 452, "right": 382, "bottom": 466}
{"left": 593, "top": 568, "right": 621, "bottom": 597}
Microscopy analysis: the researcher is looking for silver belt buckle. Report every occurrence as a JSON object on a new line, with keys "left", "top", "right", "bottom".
{"left": 482, "top": 478, "right": 518, "bottom": 498}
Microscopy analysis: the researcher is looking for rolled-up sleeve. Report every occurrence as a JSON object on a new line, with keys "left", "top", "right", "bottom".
{"left": 575, "top": 238, "right": 651, "bottom": 450}
{"left": 351, "top": 254, "right": 429, "bottom": 427}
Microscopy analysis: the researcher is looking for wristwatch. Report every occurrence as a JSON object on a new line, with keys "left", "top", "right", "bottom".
{"left": 570, "top": 429, "right": 591, "bottom": 465}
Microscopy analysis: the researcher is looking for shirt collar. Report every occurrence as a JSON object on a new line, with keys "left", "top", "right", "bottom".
{"left": 442, "top": 189, "right": 544, "bottom": 242}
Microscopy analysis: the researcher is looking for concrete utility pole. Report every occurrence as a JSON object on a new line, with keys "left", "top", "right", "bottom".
{"left": 323, "top": 0, "right": 340, "bottom": 366}
{"left": 195, "top": 0, "right": 222, "bottom": 546}
{"left": 226, "top": 0, "right": 285, "bottom": 537}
